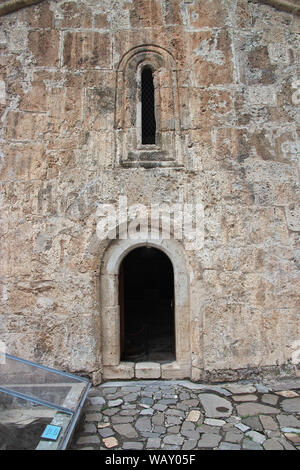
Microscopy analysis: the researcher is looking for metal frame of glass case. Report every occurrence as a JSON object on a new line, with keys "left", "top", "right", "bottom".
{"left": 0, "top": 353, "right": 91, "bottom": 450}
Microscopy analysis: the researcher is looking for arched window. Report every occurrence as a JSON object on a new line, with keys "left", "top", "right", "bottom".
{"left": 115, "top": 45, "right": 182, "bottom": 168}
{"left": 141, "top": 67, "right": 156, "bottom": 145}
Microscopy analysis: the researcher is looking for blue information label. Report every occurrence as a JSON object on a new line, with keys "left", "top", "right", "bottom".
{"left": 41, "top": 424, "right": 62, "bottom": 441}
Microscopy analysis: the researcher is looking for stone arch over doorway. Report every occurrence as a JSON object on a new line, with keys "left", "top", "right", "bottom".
{"left": 100, "top": 238, "right": 191, "bottom": 380}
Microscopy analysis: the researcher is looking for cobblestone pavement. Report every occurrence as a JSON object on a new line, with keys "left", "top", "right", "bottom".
{"left": 70, "top": 378, "right": 300, "bottom": 451}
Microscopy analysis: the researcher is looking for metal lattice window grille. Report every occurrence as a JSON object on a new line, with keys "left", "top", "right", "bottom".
{"left": 141, "top": 67, "right": 156, "bottom": 145}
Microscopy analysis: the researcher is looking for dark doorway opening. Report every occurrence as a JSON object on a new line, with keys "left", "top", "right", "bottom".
{"left": 120, "top": 247, "right": 175, "bottom": 363}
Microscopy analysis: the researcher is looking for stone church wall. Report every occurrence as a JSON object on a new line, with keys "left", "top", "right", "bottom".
{"left": 0, "top": 0, "right": 299, "bottom": 383}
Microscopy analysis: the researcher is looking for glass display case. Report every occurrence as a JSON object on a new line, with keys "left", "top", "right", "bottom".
{"left": 0, "top": 353, "right": 91, "bottom": 450}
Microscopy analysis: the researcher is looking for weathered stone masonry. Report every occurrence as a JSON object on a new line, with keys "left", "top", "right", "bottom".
{"left": 0, "top": 1, "right": 299, "bottom": 384}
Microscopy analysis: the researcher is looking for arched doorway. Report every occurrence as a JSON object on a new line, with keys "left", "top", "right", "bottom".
{"left": 100, "top": 238, "right": 191, "bottom": 380}
{"left": 119, "top": 247, "right": 175, "bottom": 363}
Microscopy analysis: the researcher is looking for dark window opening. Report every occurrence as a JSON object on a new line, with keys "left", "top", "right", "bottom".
{"left": 119, "top": 247, "right": 175, "bottom": 362}
{"left": 141, "top": 67, "right": 156, "bottom": 145}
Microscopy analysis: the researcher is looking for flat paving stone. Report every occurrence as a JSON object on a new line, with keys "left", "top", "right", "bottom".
{"left": 113, "top": 423, "right": 138, "bottom": 438}
{"left": 179, "top": 382, "right": 231, "bottom": 396}
{"left": 108, "top": 399, "right": 123, "bottom": 407}
{"left": 226, "top": 416, "right": 241, "bottom": 424}
{"left": 197, "top": 433, "right": 222, "bottom": 448}
{"left": 123, "top": 393, "right": 139, "bottom": 402}
{"left": 140, "top": 408, "right": 154, "bottom": 415}
{"left": 83, "top": 423, "right": 97, "bottom": 433}
{"left": 284, "top": 433, "right": 300, "bottom": 444}
{"left": 103, "top": 437, "right": 118, "bottom": 448}
{"left": 180, "top": 392, "right": 191, "bottom": 400}
{"left": 88, "top": 397, "right": 106, "bottom": 406}
{"left": 265, "top": 430, "right": 282, "bottom": 439}
{"left": 77, "top": 447, "right": 95, "bottom": 450}
{"left": 182, "top": 440, "right": 198, "bottom": 450}
{"left": 146, "top": 438, "right": 161, "bottom": 449}
{"left": 222, "top": 422, "right": 237, "bottom": 431}
{"left": 224, "top": 431, "right": 243, "bottom": 443}
{"left": 186, "top": 410, "right": 201, "bottom": 422}
{"left": 176, "top": 399, "right": 199, "bottom": 411}
{"left": 181, "top": 421, "right": 196, "bottom": 432}
{"left": 135, "top": 417, "right": 152, "bottom": 432}
{"left": 142, "top": 432, "right": 161, "bottom": 438}
{"left": 85, "top": 405, "right": 103, "bottom": 413}
{"left": 245, "top": 430, "right": 266, "bottom": 444}
{"left": 122, "top": 442, "right": 143, "bottom": 450}
{"left": 204, "top": 418, "right": 226, "bottom": 426}
{"left": 263, "top": 438, "right": 284, "bottom": 450}
{"left": 197, "top": 424, "right": 221, "bottom": 434}
{"left": 242, "top": 439, "right": 263, "bottom": 450}
{"left": 280, "top": 398, "right": 300, "bottom": 413}
{"left": 111, "top": 415, "right": 134, "bottom": 424}
{"left": 255, "top": 383, "right": 269, "bottom": 393}
{"left": 232, "top": 394, "right": 257, "bottom": 402}
{"left": 222, "top": 384, "right": 256, "bottom": 394}
{"left": 153, "top": 425, "right": 166, "bottom": 434}
{"left": 278, "top": 437, "right": 297, "bottom": 450}
{"left": 166, "top": 415, "right": 182, "bottom": 426}
{"left": 162, "top": 393, "right": 178, "bottom": 399}
{"left": 120, "top": 386, "right": 141, "bottom": 392}
{"left": 236, "top": 402, "right": 280, "bottom": 416}
{"left": 277, "top": 414, "right": 300, "bottom": 428}
{"left": 203, "top": 386, "right": 232, "bottom": 397}
{"left": 106, "top": 391, "right": 122, "bottom": 399}
{"left": 85, "top": 413, "right": 103, "bottom": 422}
{"left": 181, "top": 399, "right": 199, "bottom": 407}
{"left": 120, "top": 409, "right": 139, "bottom": 416}
{"left": 153, "top": 404, "right": 167, "bottom": 411}
{"left": 141, "top": 390, "right": 155, "bottom": 398}
{"left": 281, "top": 427, "right": 300, "bottom": 433}
{"left": 98, "top": 427, "right": 115, "bottom": 438}
{"left": 198, "top": 393, "right": 232, "bottom": 418}
{"left": 102, "top": 409, "right": 120, "bottom": 417}
{"left": 181, "top": 428, "right": 201, "bottom": 440}
{"left": 259, "top": 415, "right": 278, "bottom": 431}
{"left": 219, "top": 442, "right": 241, "bottom": 450}
{"left": 242, "top": 416, "right": 263, "bottom": 432}
{"left": 163, "top": 435, "right": 184, "bottom": 446}
{"left": 234, "top": 422, "right": 251, "bottom": 433}
{"left": 270, "top": 379, "right": 300, "bottom": 391}
{"left": 261, "top": 394, "right": 279, "bottom": 405}
{"left": 97, "top": 422, "right": 110, "bottom": 429}
{"left": 141, "top": 397, "right": 154, "bottom": 405}
{"left": 165, "top": 409, "right": 185, "bottom": 417}
{"left": 167, "top": 425, "right": 180, "bottom": 434}
{"left": 157, "top": 399, "right": 177, "bottom": 405}
{"left": 99, "top": 387, "right": 117, "bottom": 393}
{"left": 152, "top": 413, "right": 165, "bottom": 426}
{"left": 276, "top": 390, "right": 299, "bottom": 398}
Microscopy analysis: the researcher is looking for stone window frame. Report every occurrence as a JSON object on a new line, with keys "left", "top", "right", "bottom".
{"left": 115, "top": 45, "right": 183, "bottom": 168}
{"left": 100, "top": 238, "right": 191, "bottom": 380}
